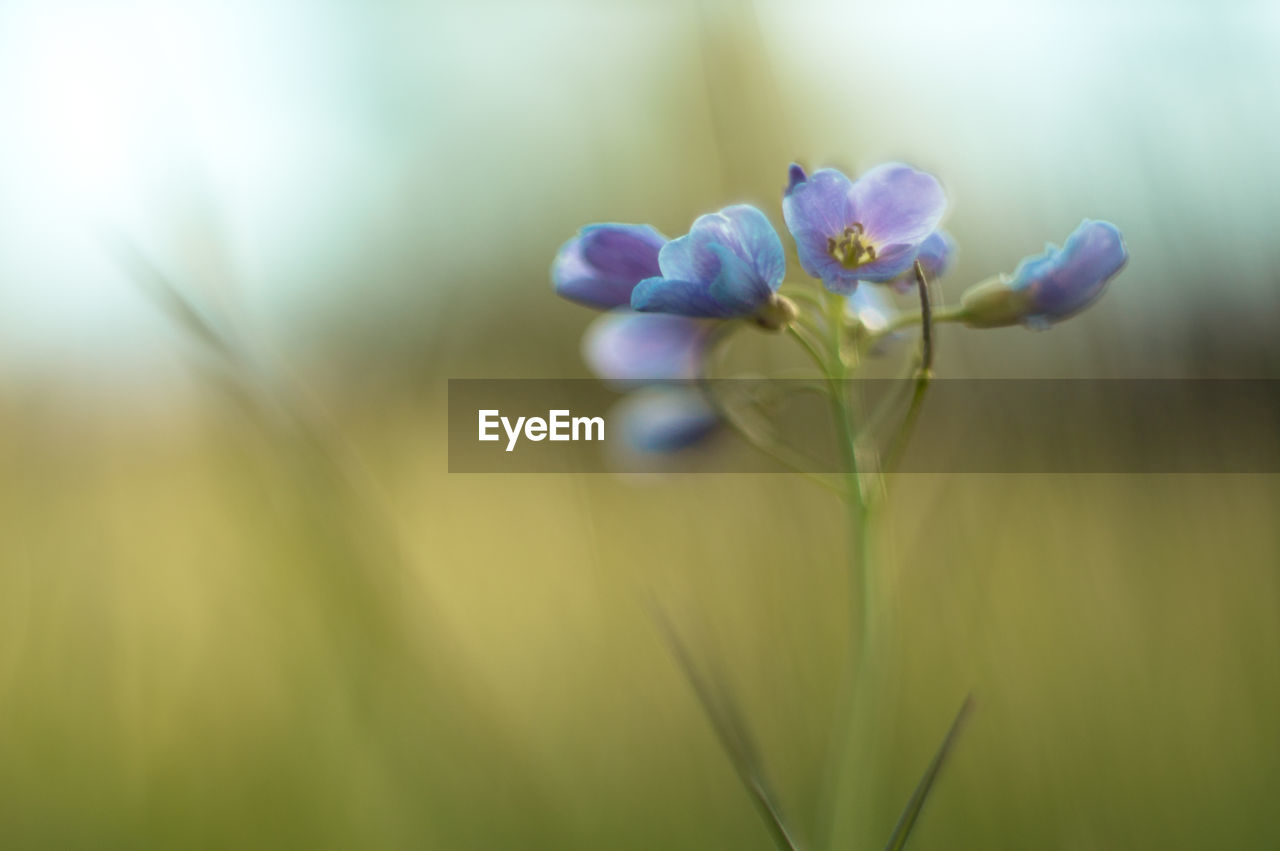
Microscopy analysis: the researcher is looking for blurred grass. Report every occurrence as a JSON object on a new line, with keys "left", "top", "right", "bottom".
{"left": 2, "top": 387, "right": 1278, "bottom": 848}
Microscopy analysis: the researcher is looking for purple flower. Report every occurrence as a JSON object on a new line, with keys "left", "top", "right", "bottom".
{"left": 582, "top": 311, "right": 708, "bottom": 382}
{"left": 960, "top": 220, "right": 1128, "bottom": 328}
{"left": 553, "top": 223, "right": 667, "bottom": 309}
{"left": 615, "top": 387, "right": 719, "bottom": 454}
{"left": 579, "top": 312, "right": 719, "bottom": 455}
{"left": 1014, "top": 220, "right": 1128, "bottom": 324}
{"left": 887, "top": 229, "right": 956, "bottom": 292}
{"left": 782, "top": 162, "right": 947, "bottom": 294}
{"left": 631, "top": 205, "right": 786, "bottom": 318}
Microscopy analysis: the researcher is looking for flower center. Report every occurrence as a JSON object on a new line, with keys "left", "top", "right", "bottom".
{"left": 827, "top": 222, "right": 877, "bottom": 269}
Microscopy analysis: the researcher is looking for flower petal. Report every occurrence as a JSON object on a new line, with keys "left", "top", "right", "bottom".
{"left": 785, "top": 163, "right": 808, "bottom": 195}
{"left": 631, "top": 276, "right": 736, "bottom": 318}
{"left": 552, "top": 237, "right": 627, "bottom": 308}
{"left": 643, "top": 205, "right": 785, "bottom": 317}
{"left": 552, "top": 223, "right": 666, "bottom": 309}
{"left": 582, "top": 311, "right": 707, "bottom": 382}
{"left": 783, "top": 167, "right": 856, "bottom": 242}
{"left": 915, "top": 230, "right": 956, "bottom": 279}
{"left": 1019, "top": 220, "right": 1128, "bottom": 322}
{"left": 856, "top": 229, "right": 955, "bottom": 288}
{"left": 579, "top": 224, "right": 666, "bottom": 280}
{"left": 718, "top": 204, "right": 785, "bottom": 292}
{"left": 848, "top": 242, "right": 919, "bottom": 284}
{"left": 616, "top": 387, "right": 719, "bottom": 453}
{"left": 657, "top": 212, "right": 734, "bottom": 284}
{"left": 847, "top": 162, "right": 947, "bottom": 250}
{"left": 881, "top": 229, "right": 956, "bottom": 294}
{"left": 706, "top": 244, "right": 772, "bottom": 315}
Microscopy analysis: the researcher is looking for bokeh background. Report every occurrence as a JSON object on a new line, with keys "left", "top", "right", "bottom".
{"left": 1, "top": 0, "right": 1278, "bottom": 847}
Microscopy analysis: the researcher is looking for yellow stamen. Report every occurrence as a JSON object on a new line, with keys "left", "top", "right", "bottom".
{"left": 827, "top": 222, "right": 878, "bottom": 269}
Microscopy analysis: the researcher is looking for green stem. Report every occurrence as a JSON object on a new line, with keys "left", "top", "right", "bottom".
{"left": 785, "top": 324, "right": 831, "bottom": 375}
{"left": 779, "top": 283, "right": 830, "bottom": 309}
{"left": 702, "top": 324, "right": 845, "bottom": 494}
{"left": 862, "top": 303, "right": 963, "bottom": 351}
{"left": 880, "top": 375, "right": 931, "bottom": 476}
{"left": 811, "top": 291, "right": 880, "bottom": 851}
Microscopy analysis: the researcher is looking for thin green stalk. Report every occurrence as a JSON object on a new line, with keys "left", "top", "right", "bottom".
{"left": 811, "top": 291, "right": 879, "bottom": 851}
{"left": 854, "top": 364, "right": 920, "bottom": 463}
{"left": 880, "top": 376, "right": 930, "bottom": 476}
{"left": 785, "top": 324, "right": 832, "bottom": 375}
{"left": 780, "top": 283, "right": 830, "bottom": 309}
{"left": 701, "top": 324, "right": 845, "bottom": 496}
{"left": 861, "top": 303, "right": 963, "bottom": 355}
{"left": 874, "top": 303, "right": 964, "bottom": 335}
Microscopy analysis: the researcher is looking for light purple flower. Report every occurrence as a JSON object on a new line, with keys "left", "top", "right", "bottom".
{"left": 553, "top": 223, "right": 667, "bottom": 309}
{"left": 582, "top": 311, "right": 708, "bottom": 382}
{"left": 631, "top": 205, "right": 785, "bottom": 318}
{"left": 960, "top": 220, "right": 1128, "bottom": 328}
{"left": 887, "top": 229, "right": 956, "bottom": 292}
{"left": 615, "top": 387, "right": 719, "bottom": 454}
{"left": 580, "top": 312, "right": 719, "bottom": 455}
{"left": 782, "top": 162, "right": 947, "bottom": 294}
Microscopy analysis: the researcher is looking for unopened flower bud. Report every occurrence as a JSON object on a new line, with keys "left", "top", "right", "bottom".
{"left": 959, "top": 220, "right": 1128, "bottom": 329}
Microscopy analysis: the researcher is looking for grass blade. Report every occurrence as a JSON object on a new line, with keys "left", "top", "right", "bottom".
{"left": 882, "top": 694, "right": 974, "bottom": 851}
{"left": 649, "top": 604, "right": 802, "bottom": 851}
{"left": 100, "top": 229, "right": 239, "bottom": 360}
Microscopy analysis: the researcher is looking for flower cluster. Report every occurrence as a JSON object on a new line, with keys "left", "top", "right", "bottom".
{"left": 553, "top": 162, "right": 1128, "bottom": 453}
{"left": 549, "top": 160, "right": 1132, "bottom": 850}
{"left": 553, "top": 226, "right": 720, "bottom": 453}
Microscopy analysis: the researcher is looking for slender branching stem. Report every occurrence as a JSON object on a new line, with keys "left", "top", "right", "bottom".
{"left": 861, "top": 303, "right": 964, "bottom": 351}
{"left": 808, "top": 289, "right": 881, "bottom": 851}
{"left": 779, "top": 283, "right": 831, "bottom": 309}
{"left": 704, "top": 284, "right": 954, "bottom": 850}
{"left": 785, "top": 324, "right": 832, "bottom": 375}
{"left": 701, "top": 324, "right": 845, "bottom": 496}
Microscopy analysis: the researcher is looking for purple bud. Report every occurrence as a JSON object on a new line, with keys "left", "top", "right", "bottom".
{"left": 786, "top": 163, "right": 807, "bottom": 195}
{"left": 960, "top": 220, "right": 1128, "bottom": 329}
{"left": 1011, "top": 220, "right": 1128, "bottom": 326}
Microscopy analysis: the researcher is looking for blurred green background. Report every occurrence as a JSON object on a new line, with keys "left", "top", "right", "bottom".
{"left": 1, "top": 0, "right": 1278, "bottom": 847}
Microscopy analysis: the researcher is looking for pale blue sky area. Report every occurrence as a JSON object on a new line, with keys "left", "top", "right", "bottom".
{"left": 0, "top": 0, "right": 1276, "bottom": 381}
